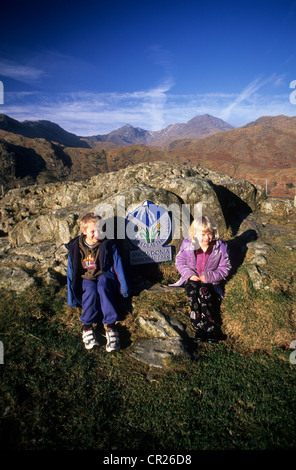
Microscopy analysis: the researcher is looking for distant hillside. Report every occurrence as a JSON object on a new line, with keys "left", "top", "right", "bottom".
{"left": 241, "top": 114, "right": 296, "bottom": 130}
{"left": 146, "top": 114, "right": 234, "bottom": 146}
{"left": 0, "top": 114, "right": 89, "bottom": 148}
{"left": 84, "top": 124, "right": 150, "bottom": 147}
{"left": 165, "top": 115, "right": 296, "bottom": 197}
{"left": 84, "top": 114, "right": 233, "bottom": 147}
{"left": 0, "top": 127, "right": 108, "bottom": 189}
{"left": 0, "top": 113, "right": 295, "bottom": 197}
{"left": 0, "top": 113, "right": 234, "bottom": 191}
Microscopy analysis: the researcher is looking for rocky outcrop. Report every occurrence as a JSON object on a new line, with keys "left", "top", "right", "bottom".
{"left": 244, "top": 240, "right": 275, "bottom": 290}
{"left": 0, "top": 161, "right": 266, "bottom": 292}
{"left": 260, "top": 197, "right": 295, "bottom": 218}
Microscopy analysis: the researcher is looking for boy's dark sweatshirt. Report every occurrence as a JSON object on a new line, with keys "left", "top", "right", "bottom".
{"left": 79, "top": 234, "right": 102, "bottom": 281}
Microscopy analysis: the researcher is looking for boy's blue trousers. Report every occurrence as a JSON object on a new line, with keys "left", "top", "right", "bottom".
{"left": 81, "top": 275, "right": 119, "bottom": 327}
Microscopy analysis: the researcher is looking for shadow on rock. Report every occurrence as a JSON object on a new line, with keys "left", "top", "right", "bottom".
{"left": 227, "top": 229, "right": 258, "bottom": 279}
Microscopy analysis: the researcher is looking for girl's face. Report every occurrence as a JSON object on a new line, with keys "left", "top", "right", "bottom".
{"left": 195, "top": 229, "right": 213, "bottom": 249}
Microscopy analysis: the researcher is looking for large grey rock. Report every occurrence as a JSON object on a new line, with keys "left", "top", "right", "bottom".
{"left": 245, "top": 264, "right": 270, "bottom": 290}
{"left": 0, "top": 266, "right": 36, "bottom": 293}
{"left": 260, "top": 198, "right": 295, "bottom": 217}
{"left": 131, "top": 338, "right": 191, "bottom": 369}
{"left": 8, "top": 204, "right": 95, "bottom": 247}
{"left": 0, "top": 161, "right": 266, "bottom": 291}
{"left": 0, "top": 161, "right": 263, "bottom": 233}
{"left": 244, "top": 239, "right": 275, "bottom": 290}
{"left": 156, "top": 176, "right": 226, "bottom": 235}
{"left": 131, "top": 309, "right": 192, "bottom": 368}
{"left": 138, "top": 309, "right": 185, "bottom": 338}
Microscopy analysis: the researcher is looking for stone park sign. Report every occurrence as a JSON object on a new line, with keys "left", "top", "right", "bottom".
{"left": 126, "top": 200, "right": 173, "bottom": 265}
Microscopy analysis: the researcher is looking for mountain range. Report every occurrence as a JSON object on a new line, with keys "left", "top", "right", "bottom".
{"left": 83, "top": 114, "right": 234, "bottom": 147}
{"left": 0, "top": 112, "right": 295, "bottom": 197}
{"left": 0, "top": 113, "right": 233, "bottom": 148}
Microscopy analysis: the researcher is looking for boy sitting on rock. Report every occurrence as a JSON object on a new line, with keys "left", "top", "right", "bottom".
{"left": 65, "top": 212, "right": 129, "bottom": 352}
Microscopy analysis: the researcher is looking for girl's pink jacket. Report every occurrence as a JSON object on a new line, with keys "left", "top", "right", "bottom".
{"left": 170, "top": 237, "right": 232, "bottom": 297}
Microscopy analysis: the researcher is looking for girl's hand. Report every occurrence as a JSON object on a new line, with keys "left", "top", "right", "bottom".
{"left": 189, "top": 274, "right": 207, "bottom": 283}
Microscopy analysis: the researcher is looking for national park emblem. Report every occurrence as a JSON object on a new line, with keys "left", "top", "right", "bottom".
{"left": 126, "top": 200, "right": 172, "bottom": 265}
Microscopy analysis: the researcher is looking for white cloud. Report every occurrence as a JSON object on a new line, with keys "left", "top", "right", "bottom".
{"left": 0, "top": 79, "right": 176, "bottom": 134}
{"left": 218, "top": 74, "right": 293, "bottom": 125}
{"left": 219, "top": 78, "right": 265, "bottom": 122}
{"left": 1, "top": 77, "right": 295, "bottom": 135}
{"left": 0, "top": 59, "right": 45, "bottom": 83}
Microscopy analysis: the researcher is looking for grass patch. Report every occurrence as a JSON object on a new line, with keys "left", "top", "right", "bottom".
{"left": 1, "top": 217, "right": 296, "bottom": 451}
{"left": 221, "top": 232, "right": 296, "bottom": 351}
{"left": 1, "top": 279, "right": 296, "bottom": 451}
{"left": 222, "top": 266, "right": 296, "bottom": 350}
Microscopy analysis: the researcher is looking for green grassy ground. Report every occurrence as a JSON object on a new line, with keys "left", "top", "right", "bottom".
{"left": 1, "top": 214, "right": 296, "bottom": 451}
{"left": 1, "top": 287, "right": 296, "bottom": 450}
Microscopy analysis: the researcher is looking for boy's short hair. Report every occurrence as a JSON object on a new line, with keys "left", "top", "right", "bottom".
{"left": 189, "top": 216, "right": 219, "bottom": 242}
{"left": 80, "top": 212, "right": 100, "bottom": 233}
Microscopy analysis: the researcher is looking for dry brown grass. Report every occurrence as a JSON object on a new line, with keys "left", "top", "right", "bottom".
{"left": 221, "top": 239, "right": 296, "bottom": 352}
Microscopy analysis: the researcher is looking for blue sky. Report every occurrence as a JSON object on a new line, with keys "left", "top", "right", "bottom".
{"left": 0, "top": 0, "right": 296, "bottom": 135}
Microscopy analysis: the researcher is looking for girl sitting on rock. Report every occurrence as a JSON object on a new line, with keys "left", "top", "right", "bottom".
{"left": 171, "top": 216, "right": 231, "bottom": 344}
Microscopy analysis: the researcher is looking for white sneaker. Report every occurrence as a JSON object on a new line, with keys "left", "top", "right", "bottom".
{"left": 105, "top": 327, "right": 120, "bottom": 352}
{"left": 82, "top": 327, "right": 99, "bottom": 350}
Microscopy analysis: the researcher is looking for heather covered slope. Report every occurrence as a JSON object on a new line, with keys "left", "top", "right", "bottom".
{"left": 167, "top": 115, "right": 296, "bottom": 197}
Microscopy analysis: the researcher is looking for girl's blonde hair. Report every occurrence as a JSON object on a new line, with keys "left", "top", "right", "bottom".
{"left": 188, "top": 216, "right": 219, "bottom": 242}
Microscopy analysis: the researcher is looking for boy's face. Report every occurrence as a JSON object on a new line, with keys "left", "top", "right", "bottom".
{"left": 82, "top": 222, "right": 101, "bottom": 245}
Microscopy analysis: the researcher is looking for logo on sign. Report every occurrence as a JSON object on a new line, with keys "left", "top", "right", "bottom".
{"left": 126, "top": 200, "right": 172, "bottom": 265}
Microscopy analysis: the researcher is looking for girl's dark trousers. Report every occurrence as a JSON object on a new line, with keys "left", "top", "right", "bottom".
{"left": 185, "top": 280, "right": 221, "bottom": 342}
